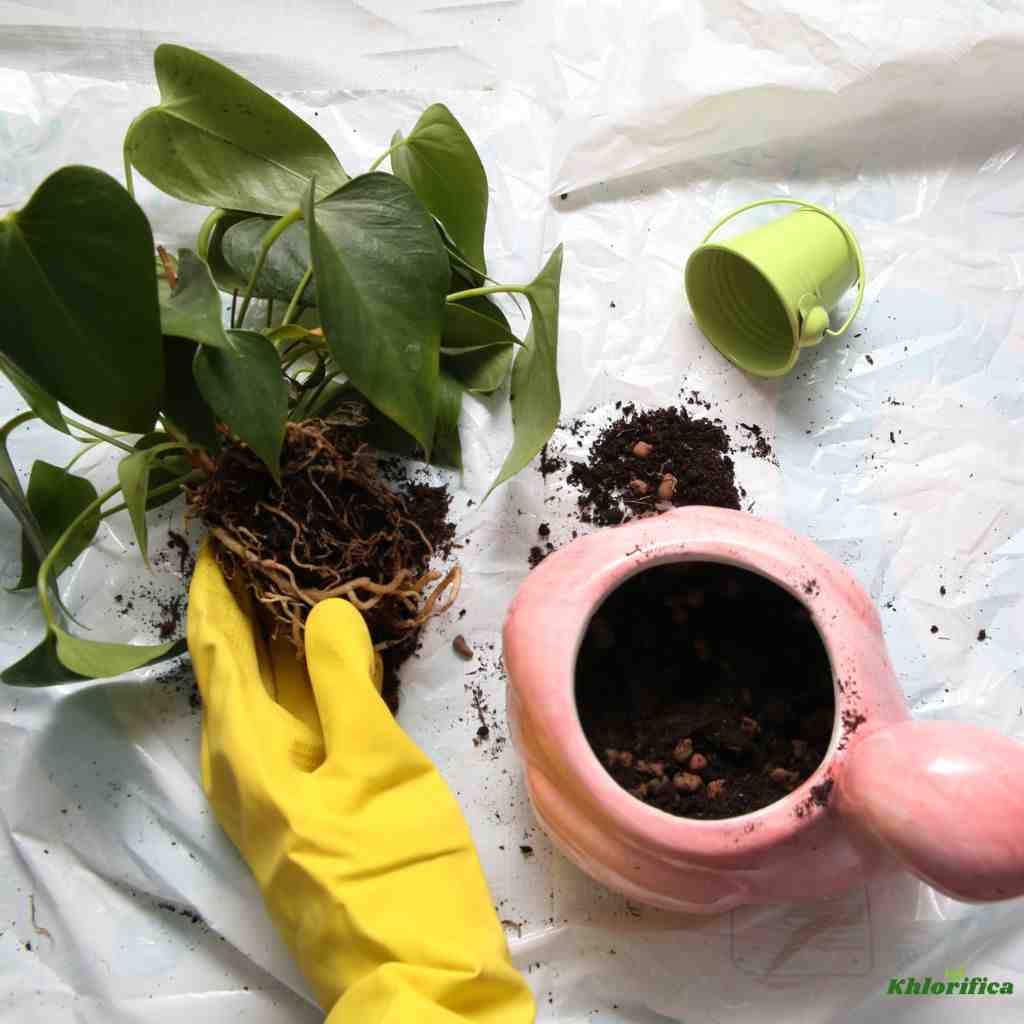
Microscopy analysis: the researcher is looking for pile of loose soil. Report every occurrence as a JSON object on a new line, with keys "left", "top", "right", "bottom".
{"left": 567, "top": 404, "right": 743, "bottom": 526}
{"left": 575, "top": 561, "right": 835, "bottom": 820}
{"left": 189, "top": 416, "right": 457, "bottom": 709}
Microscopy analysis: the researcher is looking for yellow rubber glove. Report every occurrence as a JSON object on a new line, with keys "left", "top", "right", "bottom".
{"left": 187, "top": 544, "right": 536, "bottom": 1023}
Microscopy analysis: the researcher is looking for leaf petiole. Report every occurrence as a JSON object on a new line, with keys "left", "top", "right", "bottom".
{"left": 282, "top": 265, "right": 313, "bottom": 326}
{"left": 123, "top": 147, "right": 136, "bottom": 199}
{"left": 446, "top": 284, "right": 530, "bottom": 303}
{"left": 63, "top": 418, "right": 138, "bottom": 454}
{"left": 0, "top": 410, "right": 35, "bottom": 445}
{"left": 367, "top": 136, "right": 408, "bottom": 174}
{"left": 65, "top": 434, "right": 130, "bottom": 472}
{"left": 100, "top": 471, "right": 194, "bottom": 520}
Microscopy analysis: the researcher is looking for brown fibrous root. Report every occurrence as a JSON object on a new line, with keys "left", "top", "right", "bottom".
{"left": 187, "top": 415, "right": 459, "bottom": 655}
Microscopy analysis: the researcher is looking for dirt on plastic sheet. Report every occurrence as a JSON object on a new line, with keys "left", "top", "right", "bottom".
{"left": 566, "top": 403, "right": 744, "bottom": 527}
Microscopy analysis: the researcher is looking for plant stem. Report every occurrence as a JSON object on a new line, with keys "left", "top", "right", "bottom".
{"left": 0, "top": 410, "right": 34, "bottom": 444}
{"left": 265, "top": 298, "right": 275, "bottom": 328}
{"left": 65, "top": 434, "right": 130, "bottom": 471}
{"left": 123, "top": 149, "right": 135, "bottom": 199}
{"left": 65, "top": 442, "right": 102, "bottom": 471}
{"left": 100, "top": 472, "right": 195, "bottom": 520}
{"left": 235, "top": 207, "right": 303, "bottom": 327}
{"left": 445, "top": 247, "right": 527, "bottom": 317}
{"left": 63, "top": 419, "right": 137, "bottom": 454}
{"left": 367, "top": 137, "right": 407, "bottom": 174}
{"left": 282, "top": 266, "right": 313, "bottom": 326}
{"left": 230, "top": 290, "right": 238, "bottom": 329}
{"left": 446, "top": 284, "right": 530, "bottom": 303}
{"left": 36, "top": 483, "right": 120, "bottom": 626}
{"left": 0, "top": 412, "right": 35, "bottom": 507}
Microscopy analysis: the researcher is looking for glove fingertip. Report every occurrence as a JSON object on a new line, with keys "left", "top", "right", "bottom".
{"left": 305, "top": 599, "right": 378, "bottom": 682}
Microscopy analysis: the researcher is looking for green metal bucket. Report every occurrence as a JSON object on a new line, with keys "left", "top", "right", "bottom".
{"left": 685, "top": 199, "right": 865, "bottom": 377}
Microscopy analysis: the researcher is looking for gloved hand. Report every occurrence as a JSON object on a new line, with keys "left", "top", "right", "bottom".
{"left": 187, "top": 544, "right": 536, "bottom": 1023}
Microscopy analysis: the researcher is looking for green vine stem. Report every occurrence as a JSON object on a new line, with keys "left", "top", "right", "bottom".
{"left": 100, "top": 471, "right": 196, "bottom": 520}
{"left": 367, "top": 137, "right": 408, "bottom": 174}
{"left": 64, "top": 418, "right": 137, "bottom": 454}
{"left": 1, "top": 411, "right": 37, "bottom": 505}
{"left": 123, "top": 148, "right": 136, "bottom": 199}
{"left": 446, "top": 284, "right": 529, "bottom": 303}
{"left": 0, "top": 410, "right": 34, "bottom": 444}
{"left": 282, "top": 266, "right": 314, "bottom": 326}
{"left": 445, "top": 248, "right": 526, "bottom": 317}
{"left": 64, "top": 435, "right": 129, "bottom": 472}
{"left": 234, "top": 207, "right": 303, "bottom": 327}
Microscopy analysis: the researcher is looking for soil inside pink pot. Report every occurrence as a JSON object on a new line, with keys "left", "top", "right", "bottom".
{"left": 575, "top": 561, "right": 835, "bottom": 820}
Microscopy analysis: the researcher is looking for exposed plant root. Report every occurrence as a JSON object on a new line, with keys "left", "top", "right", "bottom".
{"left": 188, "top": 417, "right": 458, "bottom": 675}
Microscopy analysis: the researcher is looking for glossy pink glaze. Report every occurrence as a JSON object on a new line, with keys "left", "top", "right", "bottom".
{"left": 837, "top": 721, "right": 1024, "bottom": 902}
{"left": 503, "top": 507, "right": 1024, "bottom": 912}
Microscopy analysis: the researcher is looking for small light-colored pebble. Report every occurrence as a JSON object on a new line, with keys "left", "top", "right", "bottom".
{"left": 673, "top": 772, "right": 703, "bottom": 793}
{"left": 673, "top": 738, "right": 694, "bottom": 763}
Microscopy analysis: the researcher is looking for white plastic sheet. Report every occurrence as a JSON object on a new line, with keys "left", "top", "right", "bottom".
{"left": 2, "top": 2, "right": 1024, "bottom": 1021}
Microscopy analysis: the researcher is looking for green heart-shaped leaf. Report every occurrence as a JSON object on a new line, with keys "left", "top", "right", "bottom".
{"left": 0, "top": 166, "right": 163, "bottom": 432}
{"left": 487, "top": 245, "right": 564, "bottom": 496}
{"left": 391, "top": 105, "right": 489, "bottom": 271}
{"left": 54, "top": 628, "right": 185, "bottom": 678}
{"left": 221, "top": 217, "right": 315, "bottom": 305}
{"left": 1, "top": 634, "right": 87, "bottom": 687}
{"left": 159, "top": 249, "right": 234, "bottom": 349}
{"left": 441, "top": 301, "right": 518, "bottom": 394}
{"left": 305, "top": 173, "right": 448, "bottom": 455}
{"left": 117, "top": 448, "right": 158, "bottom": 566}
{"left": 193, "top": 329, "right": 288, "bottom": 480}
{"left": 126, "top": 44, "right": 348, "bottom": 215}
{"left": 1, "top": 624, "right": 186, "bottom": 686}
{"left": 14, "top": 461, "right": 100, "bottom": 590}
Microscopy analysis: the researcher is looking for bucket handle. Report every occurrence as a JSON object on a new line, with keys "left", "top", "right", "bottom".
{"left": 701, "top": 199, "right": 865, "bottom": 338}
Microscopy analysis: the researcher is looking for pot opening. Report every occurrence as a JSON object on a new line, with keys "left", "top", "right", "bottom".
{"left": 574, "top": 560, "right": 834, "bottom": 820}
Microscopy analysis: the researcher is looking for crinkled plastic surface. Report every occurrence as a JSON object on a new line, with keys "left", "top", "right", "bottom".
{"left": 2, "top": 2, "right": 1024, "bottom": 1021}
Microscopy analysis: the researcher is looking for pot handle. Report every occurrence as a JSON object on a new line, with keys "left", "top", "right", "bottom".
{"left": 701, "top": 198, "right": 866, "bottom": 338}
{"left": 835, "top": 720, "right": 1024, "bottom": 902}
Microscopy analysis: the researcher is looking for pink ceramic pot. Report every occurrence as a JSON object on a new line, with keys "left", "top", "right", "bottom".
{"left": 504, "top": 507, "right": 1024, "bottom": 913}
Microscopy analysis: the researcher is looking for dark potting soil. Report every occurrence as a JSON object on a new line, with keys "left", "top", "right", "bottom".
{"left": 567, "top": 404, "right": 743, "bottom": 527}
{"left": 576, "top": 561, "right": 835, "bottom": 820}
